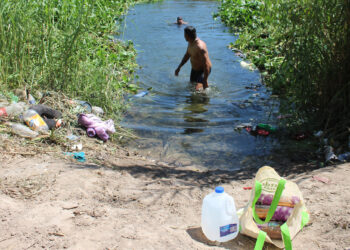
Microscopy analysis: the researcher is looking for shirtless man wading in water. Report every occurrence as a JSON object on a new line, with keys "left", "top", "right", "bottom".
{"left": 175, "top": 26, "right": 212, "bottom": 91}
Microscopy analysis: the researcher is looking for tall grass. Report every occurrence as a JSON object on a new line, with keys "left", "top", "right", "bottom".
{"left": 0, "top": 0, "right": 140, "bottom": 120}
{"left": 216, "top": 0, "right": 350, "bottom": 147}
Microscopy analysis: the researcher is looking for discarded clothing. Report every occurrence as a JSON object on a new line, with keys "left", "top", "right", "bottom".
{"left": 78, "top": 113, "right": 115, "bottom": 141}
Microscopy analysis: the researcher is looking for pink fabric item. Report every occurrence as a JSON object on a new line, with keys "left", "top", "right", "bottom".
{"left": 86, "top": 127, "right": 96, "bottom": 137}
{"left": 78, "top": 114, "right": 115, "bottom": 141}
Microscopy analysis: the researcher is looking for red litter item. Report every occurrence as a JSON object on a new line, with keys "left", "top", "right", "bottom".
{"left": 257, "top": 129, "right": 269, "bottom": 136}
{"left": 313, "top": 175, "right": 330, "bottom": 184}
{"left": 295, "top": 133, "right": 307, "bottom": 140}
{"left": 0, "top": 107, "right": 7, "bottom": 117}
{"left": 243, "top": 186, "right": 252, "bottom": 190}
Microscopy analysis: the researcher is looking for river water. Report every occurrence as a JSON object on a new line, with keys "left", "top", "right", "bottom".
{"left": 120, "top": 0, "right": 282, "bottom": 171}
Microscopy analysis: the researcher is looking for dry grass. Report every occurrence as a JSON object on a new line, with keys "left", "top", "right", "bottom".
{"left": 0, "top": 174, "right": 55, "bottom": 200}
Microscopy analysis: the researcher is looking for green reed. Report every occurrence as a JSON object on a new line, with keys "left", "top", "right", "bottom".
{"left": 216, "top": 0, "right": 350, "bottom": 146}
{"left": 0, "top": 0, "right": 143, "bottom": 120}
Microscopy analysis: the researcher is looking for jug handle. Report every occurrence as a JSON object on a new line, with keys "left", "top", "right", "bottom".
{"left": 225, "top": 196, "right": 235, "bottom": 216}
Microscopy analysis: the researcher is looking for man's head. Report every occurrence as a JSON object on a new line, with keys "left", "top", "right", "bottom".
{"left": 177, "top": 16, "right": 184, "bottom": 25}
{"left": 184, "top": 26, "right": 196, "bottom": 41}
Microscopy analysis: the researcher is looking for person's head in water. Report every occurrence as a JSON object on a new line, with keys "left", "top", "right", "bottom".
{"left": 184, "top": 26, "right": 196, "bottom": 41}
{"left": 176, "top": 16, "right": 187, "bottom": 25}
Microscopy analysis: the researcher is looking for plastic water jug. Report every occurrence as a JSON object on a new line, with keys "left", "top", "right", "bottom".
{"left": 201, "top": 186, "right": 239, "bottom": 242}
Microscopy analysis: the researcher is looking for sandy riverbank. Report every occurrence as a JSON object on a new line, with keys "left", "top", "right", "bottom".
{"left": 0, "top": 149, "right": 349, "bottom": 250}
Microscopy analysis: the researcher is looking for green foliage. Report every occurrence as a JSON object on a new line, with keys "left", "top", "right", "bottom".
{"left": 0, "top": 0, "right": 142, "bottom": 120}
{"left": 217, "top": 0, "right": 350, "bottom": 145}
{"left": 214, "top": 0, "right": 264, "bottom": 31}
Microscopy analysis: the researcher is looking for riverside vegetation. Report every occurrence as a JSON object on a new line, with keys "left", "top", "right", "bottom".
{"left": 0, "top": 0, "right": 150, "bottom": 123}
{"left": 215, "top": 0, "right": 350, "bottom": 149}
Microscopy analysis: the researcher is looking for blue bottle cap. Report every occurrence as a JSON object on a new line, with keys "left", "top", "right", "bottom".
{"left": 215, "top": 186, "right": 224, "bottom": 193}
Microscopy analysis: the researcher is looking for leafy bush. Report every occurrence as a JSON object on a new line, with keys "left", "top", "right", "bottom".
{"left": 217, "top": 0, "right": 350, "bottom": 145}
{"left": 0, "top": 0, "right": 141, "bottom": 120}
{"left": 214, "top": 0, "right": 264, "bottom": 31}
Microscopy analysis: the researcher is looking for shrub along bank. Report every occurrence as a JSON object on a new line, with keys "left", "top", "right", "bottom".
{"left": 0, "top": 0, "right": 148, "bottom": 122}
{"left": 216, "top": 0, "right": 350, "bottom": 148}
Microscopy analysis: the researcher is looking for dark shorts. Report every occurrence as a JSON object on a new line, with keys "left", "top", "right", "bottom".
{"left": 190, "top": 69, "right": 204, "bottom": 83}
{"left": 190, "top": 68, "right": 211, "bottom": 83}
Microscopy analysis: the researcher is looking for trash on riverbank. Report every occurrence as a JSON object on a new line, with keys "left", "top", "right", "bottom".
{"left": 23, "top": 109, "right": 49, "bottom": 132}
{"left": 234, "top": 123, "right": 252, "bottom": 131}
{"left": 78, "top": 113, "right": 115, "bottom": 142}
{"left": 325, "top": 146, "right": 338, "bottom": 163}
{"left": 0, "top": 102, "right": 28, "bottom": 118}
{"left": 337, "top": 152, "right": 350, "bottom": 162}
{"left": 8, "top": 122, "right": 39, "bottom": 138}
{"left": 66, "top": 134, "right": 80, "bottom": 141}
{"left": 243, "top": 122, "right": 277, "bottom": 136}
{"left": 69, "top": 100, "right": 92, "bottom": 113}
{"left": 134, "top": 91, "right": 149, "bottom": 97}
{"left": 313, "top": 175, "right": 331, "bottom": 184}
{"left": 64, "top": 152, "right": 86, "bottom": 162}
{"left": 256, "top": 123, "right": 277, "bottom": 133}
{"left": 92, "top": 106, "right": 104, "bottom": 116}
{"left": 245, "top": 126, "right": 270, "bottom": 136}
{"left": 9, "top": 93, "right": 19, "bottom": 103}
{"left": 30, "top": 105, "right": 62, "bottom": 130}
{"left": 240, "top": 61, "right": 255, "bottom": 71}
{"left": 292, "top": 133, "right": 308, "bottom": 141}
{"left": 0, "top": 91, "right": 138, "bottom": 167}
{"left": 229, "top": 47, "right": 247, "bottom": 59}
{"left": 28, "top": 94, "right": 36, "bottom": 104}
{"left": 71, "top": 143, "right": 83, "bottom": 151}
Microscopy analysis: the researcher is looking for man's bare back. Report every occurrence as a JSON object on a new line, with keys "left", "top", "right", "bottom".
{"left": 187, "top": 38, "right": 212, "bottom": 72}
{"left": 175, "top": 26, "right": 212, "bottom": 90}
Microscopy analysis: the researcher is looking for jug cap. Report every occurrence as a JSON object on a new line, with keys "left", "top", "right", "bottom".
{"left": 215, "top": 186, "right": 224, "bottom": 193}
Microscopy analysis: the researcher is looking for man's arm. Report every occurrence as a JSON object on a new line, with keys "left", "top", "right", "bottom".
{"left": 175, "top": 51, "right": 190, "bottom": 76}
{"left": 201, "top": 48, "right": 211, "bottom": 88}
{"left": 203, "top": 62, "right": 210, "bottom": 88}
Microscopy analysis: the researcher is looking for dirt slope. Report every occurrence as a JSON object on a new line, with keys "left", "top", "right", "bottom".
{"left": 0, "top": 152, "right": 349, "bottom": 250}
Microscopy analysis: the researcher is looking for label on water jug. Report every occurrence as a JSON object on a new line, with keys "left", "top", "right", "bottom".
{"left": 220, "top": 223, "right": 237, "bottom": 237}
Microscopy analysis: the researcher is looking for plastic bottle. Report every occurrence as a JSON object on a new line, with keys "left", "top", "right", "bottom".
{"left": 9, "top": 122, "right": 39, "bottom": 138}
{"left": 27, "top": 94, "right": 36, "bottom": 104}
{"left": 201, "top": 186, "right": 239, "bottom": 242}
{"left": 22, "top": 109, "right": 49, "bottom": 132}
{"left": 257, "top": 123, "right": 277, "bottom": 132}
{"left": 324, "top": 146, "right": 337, "bottom": 162}
{"left": 134, "top": 91, "right": 148, "bottom": 97}
{"left": 0, "top": 102, "right": 27, "bottom": 117}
